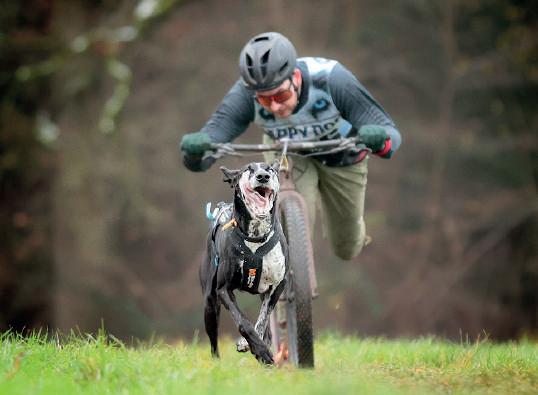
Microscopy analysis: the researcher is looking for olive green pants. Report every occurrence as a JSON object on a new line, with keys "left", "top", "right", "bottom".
{"left": 263, "top": 136, "right": 368, "bottom": 260}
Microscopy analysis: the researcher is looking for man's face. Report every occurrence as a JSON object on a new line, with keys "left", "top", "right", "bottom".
{"left": 255, "top": 70, "right": 301, "bottom": 118}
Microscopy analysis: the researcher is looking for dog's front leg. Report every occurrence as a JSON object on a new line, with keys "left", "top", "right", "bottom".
{"left": 237, "top": 279, "right": 287, "bottom": 352}
{"left": 217, "top": 286, "right": 274, "bottom": 365}
{"left": 261, "top": 279, "right": 286, "bottom": 346}
{"left": 236, "top": 292, "right": 271, "bottom": 353}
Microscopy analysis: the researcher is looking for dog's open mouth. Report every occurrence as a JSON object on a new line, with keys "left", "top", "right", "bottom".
{"left": 245, "top": 185, "right": 275, "bottom": 216}
{"left": 239, "top": 173, "right": 277, "bottom": 218}
{"left": 254, "top": 186, "right": 272, "bottom": 199}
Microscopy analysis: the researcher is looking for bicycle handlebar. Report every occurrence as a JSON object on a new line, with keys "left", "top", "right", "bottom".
{"left": 206, "top": 136, "right": 366, "bottom": 159}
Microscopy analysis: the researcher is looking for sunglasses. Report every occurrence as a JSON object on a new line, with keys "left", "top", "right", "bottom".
{"left": 255, "top": 79, "right": 296, "bottom": 107}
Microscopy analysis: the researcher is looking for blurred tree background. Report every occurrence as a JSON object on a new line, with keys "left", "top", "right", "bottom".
{"left": 1, "top": 0, "right": 536, "bottom": 341}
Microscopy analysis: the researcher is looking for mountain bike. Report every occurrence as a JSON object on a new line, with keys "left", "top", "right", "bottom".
{"left": 206, "top": 136, "right": 367, "bottom": 368}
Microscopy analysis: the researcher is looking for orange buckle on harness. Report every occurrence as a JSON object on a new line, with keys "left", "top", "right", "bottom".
{"left": 222, "top": 218, "right": 237, "bottom": 230}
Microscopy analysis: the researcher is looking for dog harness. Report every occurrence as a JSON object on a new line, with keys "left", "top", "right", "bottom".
{"left": 206, "top": 202, "right": 280, "bottom": 294}
{"left": 230, "top": 224, "right": 280, "bottom": 294}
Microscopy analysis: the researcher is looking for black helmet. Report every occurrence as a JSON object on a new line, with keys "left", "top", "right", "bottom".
{"left": 239, "top": 32, "right": 297, "bottom": 91}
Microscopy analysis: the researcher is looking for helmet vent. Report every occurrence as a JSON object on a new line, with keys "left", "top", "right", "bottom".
{"left": 261, "top": 50, "right": 270, "bottom": 65}
{"left": 246, "top": 54, "right": 253, "bottom": 67}
{"left": 278, "top": 62, "right": 288, "bottom": 74}
{"left": 253, "top": 36, "right": 269, "bottom": 42}
{"left": 260, "top": 50, "right": 270, "bottom": 77}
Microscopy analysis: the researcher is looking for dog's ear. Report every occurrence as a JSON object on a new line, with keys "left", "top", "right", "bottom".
{"left": 220, "top": 166, "right": 242, "bottom": 187}
{"left": 270, "top": 159, "right": 280, "bottom": 172}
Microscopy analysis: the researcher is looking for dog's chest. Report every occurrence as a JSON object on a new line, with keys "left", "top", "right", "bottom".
{"left": 243, "top": 238, "right": 286, "bottom": 294}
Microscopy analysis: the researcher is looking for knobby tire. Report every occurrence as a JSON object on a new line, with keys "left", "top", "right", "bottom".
{"left": 278, "top": 194, "right": 314, "bottom": 368}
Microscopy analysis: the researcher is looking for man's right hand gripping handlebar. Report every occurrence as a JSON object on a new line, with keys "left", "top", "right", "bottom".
{"left": 180, "top": 131, "right": 216, "bottom": 172}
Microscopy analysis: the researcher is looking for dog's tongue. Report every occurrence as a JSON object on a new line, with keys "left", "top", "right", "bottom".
{"left": 248, "top": 186, "right": 269, "bottom": 210}
{"left": 252, "top": 192, "right": 266, "bottom": 206}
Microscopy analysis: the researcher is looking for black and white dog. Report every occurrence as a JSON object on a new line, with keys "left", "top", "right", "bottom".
{"left": 199, "top": 161, "right": 288, "bottom": 365}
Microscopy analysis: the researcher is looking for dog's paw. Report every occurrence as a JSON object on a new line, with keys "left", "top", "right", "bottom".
{"left": 236, "top": 337, "right": 250, "bottom": 353}
{"left": 254, "top": 346, "right": 274, "bottom": 365}
{"left": 250, "top": 339, "right": 274, "bottom": 365}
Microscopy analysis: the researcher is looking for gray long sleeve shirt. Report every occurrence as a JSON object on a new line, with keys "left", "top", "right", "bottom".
{"left": 198, "top": 57, "right": 401, "bottom": 166}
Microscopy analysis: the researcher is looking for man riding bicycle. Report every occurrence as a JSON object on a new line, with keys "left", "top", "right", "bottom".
{"left": 180, "top": 32, "right": 401, "bottom": 261}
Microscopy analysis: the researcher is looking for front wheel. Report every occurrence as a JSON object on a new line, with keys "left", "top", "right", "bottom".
{"left": 271, "top": 193, "right": 314, "bottom": 368}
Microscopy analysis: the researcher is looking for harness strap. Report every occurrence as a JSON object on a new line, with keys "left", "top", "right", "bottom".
{"left": 230, "top": 216, "right": 277, "bottom": 243}
{"left": 236, "top": 229, "right": 280, "bottom": 294}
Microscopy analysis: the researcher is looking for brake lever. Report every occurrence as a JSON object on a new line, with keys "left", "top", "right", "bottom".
{"left": 352, "top": 143, "right": 371, "bottom": 154}
{"left": 203, "top": 145, "right": 238, "bottom": 160}
{"left": 306, "top": 141, "right": 371, "bottom": 157}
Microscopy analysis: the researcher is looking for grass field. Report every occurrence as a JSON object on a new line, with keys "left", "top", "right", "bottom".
{"left": 0, "top": 331, "right": 536, "bottom": 395}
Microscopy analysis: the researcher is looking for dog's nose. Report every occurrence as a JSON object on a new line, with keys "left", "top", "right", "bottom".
{"left": 255, "top": 171, "right": 270, "bottom": 183}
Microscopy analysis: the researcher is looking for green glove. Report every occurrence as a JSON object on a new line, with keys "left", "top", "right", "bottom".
{"left": 180, "top": 131, "right": 211, "bottom": 156}
{"left": 359, "top": 125, "right": 388, "bottom": 153}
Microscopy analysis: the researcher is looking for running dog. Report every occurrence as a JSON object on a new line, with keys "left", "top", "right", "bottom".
{"left": 200, "top": 161, "right": 288, "bottom": 365}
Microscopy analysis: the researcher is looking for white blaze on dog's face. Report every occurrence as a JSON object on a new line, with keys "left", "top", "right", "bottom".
{"left": 238, "top": 162, "right": 280, "bottom": 219}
